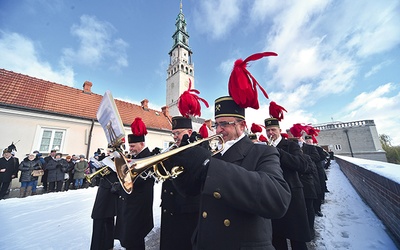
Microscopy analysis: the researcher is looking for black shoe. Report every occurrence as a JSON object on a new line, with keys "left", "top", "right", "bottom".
{"left": 325, "top": 189, "right": 330, "bottom": 193}
{"left": 316, "top": 211, "right": 323, "bottom": 217}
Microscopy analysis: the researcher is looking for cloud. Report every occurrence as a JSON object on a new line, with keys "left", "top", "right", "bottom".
{"left": 61, "top": 15, "right": 129, "bottom": 70}
{"left": 250, "top": 0, "right": 400, "bottom": 122}
{"left": 338, "top": 82, "right": 400, "bottom": 145}
{"left": 0, "top": 31, "right": 75, "bottom": 86}
{"left": 364, "top": 60, "right": 393, "bottom": 78}
{"left": 193, "top": 0, "right": 242, "bottom": 40}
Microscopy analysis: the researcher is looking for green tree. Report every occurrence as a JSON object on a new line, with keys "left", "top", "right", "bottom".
{"left": 380, "top": 134, "right": 400, "bottom": 164}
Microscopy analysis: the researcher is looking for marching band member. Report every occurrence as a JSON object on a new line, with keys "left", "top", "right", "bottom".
{"left": 90, "top": 159, "right": 119, "bottom": 250}
{"left": 170, "top": 52, "right": 291, "bottom": 249}
{"left": 265, "top": 116, "right": 311, "bottom": 250}
{"left": 160, "top": 116, "right": 201, "bottom": 250}
{"left": 116, "top": 117, "right": 155, "bottom": 250}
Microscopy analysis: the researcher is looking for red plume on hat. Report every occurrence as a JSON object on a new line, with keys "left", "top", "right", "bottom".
{"left": 259, "top": 134, "right": 268, "bottom": 143}
{"left": 178, "top": 79, "right": 209, "bottom": 118}
{"left": 281, "top": 133, "right": 289, "bottom": 139}
{"left": 290, "top": 123, "right": 307, "bottom": 138}
{"left": 269, "top": 101, "right": 287, "bottom": 121}
{"left": 130, "top": 117, "right": 147, "bottom": 136}
{"left": 250, "top": 123, "right": 263, "bottom": 133}
{"left": 199, "top": 123, "right": 209, "bottom": 138}
{"left": 307, "top": 126, "right": 320, "bottom": 144}
{"left": 228, "top": 52, "right": 278, "bottom": 109}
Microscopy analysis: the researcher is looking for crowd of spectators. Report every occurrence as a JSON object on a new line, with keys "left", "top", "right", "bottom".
{"left": 0, "top": 149, "right": 107, "bottom": 199}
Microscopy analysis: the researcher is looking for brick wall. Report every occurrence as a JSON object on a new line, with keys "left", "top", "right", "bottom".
{"left": 335, "top": 156, "right": 400, "bottom": 246}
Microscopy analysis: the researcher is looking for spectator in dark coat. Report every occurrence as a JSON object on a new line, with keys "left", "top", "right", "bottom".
{"left": 64, "top": 155, "right": 75, "bottom": 191}
{"left": 43, "top": 149, "right": 57, "bottom": 192}
{"left": 0, "top": 148, "right": 19, "bottom": 199}
{"left": 18, "top": 152, "right": 42, "bottom": 197}
{"left": 45, "top": 153, "right": 67, "bottom": 192}
{"left": 33, "top": 150, "right": 45, "bottom": 195}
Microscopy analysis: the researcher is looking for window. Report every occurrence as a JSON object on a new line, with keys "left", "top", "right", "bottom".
{"left": 39, "top": 128, "right": 66, "bottom": 152}
{"left": 334, "top": 144, "right": 342, "bottom": 151}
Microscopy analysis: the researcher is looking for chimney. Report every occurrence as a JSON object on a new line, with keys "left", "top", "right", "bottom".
{"left": 141, "top": 99, "right": 149, "bottom": 111}
{"left": 161, "top": 106, "right": 169, "bottom": 117}
{"left": 83, "top": 81, "right": 92, "bottom": 93}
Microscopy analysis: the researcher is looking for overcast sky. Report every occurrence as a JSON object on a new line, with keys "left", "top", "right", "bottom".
{"left": 1, "top": 0, "right": 399, "bottom": 145}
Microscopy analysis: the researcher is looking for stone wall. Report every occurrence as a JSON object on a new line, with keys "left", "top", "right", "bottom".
{"left": 335, "top": 156, "right": 400, "bottom": 246}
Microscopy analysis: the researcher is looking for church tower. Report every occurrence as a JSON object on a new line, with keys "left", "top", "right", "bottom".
{"left": 166, "top": 1, "right": 194, "bottom": 117}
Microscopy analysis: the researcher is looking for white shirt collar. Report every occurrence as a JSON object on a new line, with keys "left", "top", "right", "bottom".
{"left": 272, "top": 135, "right": 282, "bottom": 147}
{"left": 220, "top": 133, "right": 245, "bottom": 156}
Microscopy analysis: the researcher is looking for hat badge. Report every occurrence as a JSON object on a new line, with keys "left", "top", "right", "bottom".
{"left": 215, "top": 104, "right": 221, "bottom": 112}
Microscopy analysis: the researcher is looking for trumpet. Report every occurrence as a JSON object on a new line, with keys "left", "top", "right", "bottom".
{"left": 114, "top": 134, "right": 224, "bottom": 194}
{"left": 85, "top": 166, "right": 111, "bottom": 184}
{"left": 267, "top": 134, "right": 275, "bottom": 146}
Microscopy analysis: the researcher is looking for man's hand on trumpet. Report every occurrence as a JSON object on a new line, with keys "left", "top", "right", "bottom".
{"left": 171, "top": 145, "right": 211, "bottom": 196}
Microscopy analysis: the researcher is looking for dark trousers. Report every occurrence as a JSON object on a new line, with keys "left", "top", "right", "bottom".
{"left": 304, "top": 198, "right": 315, "bottom": 238}
{"left": 273, "top": 235, "right": 308, "bottom": 250}
{"left": 313, "top": 194, "right": 323, "bottom": 213}
{"left": 48, "top": 180, "right": 63, "bottom": 192}
{"left": 42, "top": 170, "right": 48, "bottom": 191}
{"left": 90, "top": 218, "right": 115, "bottom": 250}
{"left": 0, "top": 181, "right": 11, "bottom": 199}
{"left": 124, "top": 238, "right": 145, "bottom": 250}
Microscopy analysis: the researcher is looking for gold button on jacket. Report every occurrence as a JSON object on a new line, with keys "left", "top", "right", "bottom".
{"left": 213, "top": 192, "right": 221, "bottom": 199}
{"left": 224, "top": 219, "right": 230, "bottom": 227}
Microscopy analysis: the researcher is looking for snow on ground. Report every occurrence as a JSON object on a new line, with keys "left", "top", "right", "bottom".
{"left": 0, "top": 160, "right": 398, "bottom": 250}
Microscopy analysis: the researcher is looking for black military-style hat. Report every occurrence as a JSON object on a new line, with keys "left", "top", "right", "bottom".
{"left": 264, "top": 117, "right": 280, "bottom": 128}
{"left": 172, "top": 116, "right": 192, "bottom": 130}
{"left": 305, "top": 135, "right": 313, "bottom": 140}
{"left": 214, "top": 96, "right": 245, "bottom": 120}
{"left": 128, "top": 117, "right": 147, "bottom": 143}
{"left": 128, "top": 134, "right": 145, "bottom": 143}
{"left": 248, "top": 134, "right": 257, "bottom": 140}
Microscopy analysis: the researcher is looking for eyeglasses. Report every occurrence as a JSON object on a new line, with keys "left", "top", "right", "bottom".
{"left": 212, "top": 121, "right": 237, "bottom": 128}
{"left": 171, "top": 129, "right": 187, "bottom": 137}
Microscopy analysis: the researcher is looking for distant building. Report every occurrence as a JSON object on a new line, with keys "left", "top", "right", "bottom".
{"left": 314, "top": 120, "right": 387, "bottom": 162}
{"left": 166, "top": 2, "right": 194, "bottom": 118}
{"left": 0, "top": 4, "right": 212, "bottom": 189}
{"left": 0, "top": 69, "right": 174, "bottom": 159}
{"left": 165, "top": 2, "right": 209, "bottom": 131}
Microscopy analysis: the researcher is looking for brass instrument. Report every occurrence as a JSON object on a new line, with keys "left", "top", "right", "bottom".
{"left": 267, "top": 134, "right": 275, "bottom": 146}
{"left": 85, "top": 166, "right": 111, "bottom": 184}
{"left": 114, "top": 134, "right": 224, "bottom": 194}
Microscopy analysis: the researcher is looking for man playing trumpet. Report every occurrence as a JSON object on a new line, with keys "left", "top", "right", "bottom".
{"left": 116, "top": 117, "right": 155, "bottom": 250}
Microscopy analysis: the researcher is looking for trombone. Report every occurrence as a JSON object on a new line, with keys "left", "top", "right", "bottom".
{"left": 114, "top": 134, "right": 224, "bottom": 194}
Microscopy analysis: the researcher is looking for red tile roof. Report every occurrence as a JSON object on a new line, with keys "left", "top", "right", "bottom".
{"left": 0, "top": 69, "right": 172, "bottom": 131}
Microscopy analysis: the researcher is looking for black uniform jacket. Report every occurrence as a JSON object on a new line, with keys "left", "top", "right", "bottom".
{"left": 117, "top": 147, "right": 155, "bottom": 247}
{"left": 91, "top": 171, "right": 119, "bottom": 219}
{"left": 160, "top": 159, "right": 200, "bottom": 250}
{"left": 273, "top": 139, "right": 311, "bottom": 242}
{"left": 193, "top": 136, "right": 291, "bottom": 250}
{"left": 302, "top": 144, "right": 322, "bottom": 195}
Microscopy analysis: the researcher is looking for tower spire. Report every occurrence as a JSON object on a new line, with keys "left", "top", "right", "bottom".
{"left": 166, "top": 1, "right": 195, "bottom": 117}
